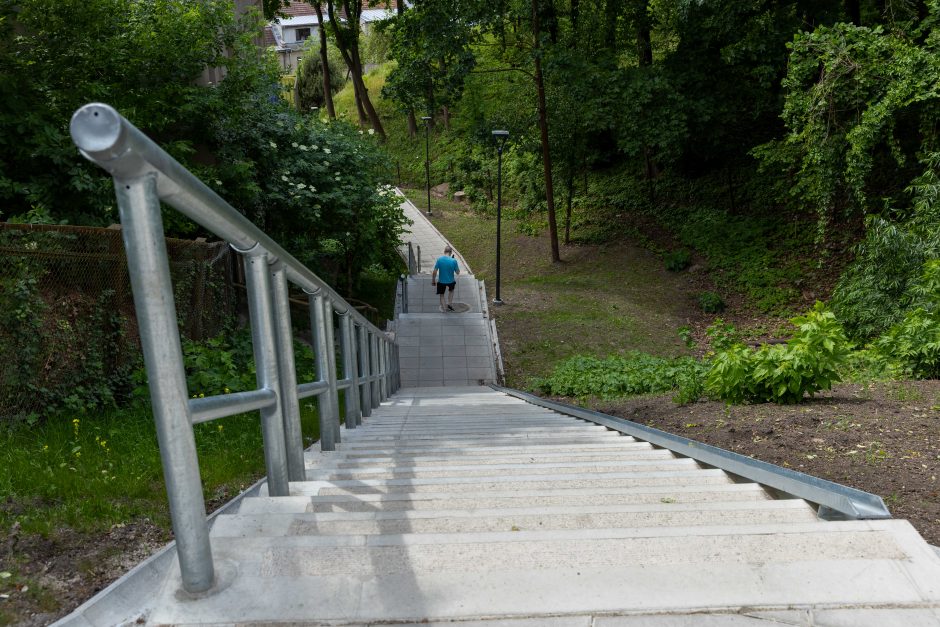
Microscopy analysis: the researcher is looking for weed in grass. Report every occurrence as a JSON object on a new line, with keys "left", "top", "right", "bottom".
{"left": 887, "top": 383, "right": 926, "bottom": 403}
{"left": 864, "top": 441, "right": 891, "bottom": 464}
{"left": 823, "top": 416, "right": 859, "bottom": 431}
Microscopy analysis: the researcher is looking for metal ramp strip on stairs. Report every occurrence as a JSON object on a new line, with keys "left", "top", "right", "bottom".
{"left": 491, "top": 385, "right": 892, "bottom": 521}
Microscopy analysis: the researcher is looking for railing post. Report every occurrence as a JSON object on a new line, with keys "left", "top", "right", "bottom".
{"left": 370, "top": 333, "right": 381, "bottom": 408}
{"left": 400, "top": 274, "right": 408, "bottom": 314}
{"left": 323, "top": 298, "right": 342, "bottom": 444}
{"left": 270, "top": 263, "right": 305, "bottom": 482}
{"left": 240, "top": 248, "right": 291, "bottom": 497}
{"left": 358, "top": 324, "right": 373, "bottom": 418}
{"left": 379, "top": 340, "right": 389, "bottom": 401}
{"left": 340, "top": 312, "right": 361, "bottom": 428}
{"left": 417, "top": 245, "right": 422, "bottom": 273}
{"left": 308, "top": 289, "right": 337, "bottom": 451}
{"left": 115, "top": 175, "right": 214, "bottom": 594}
{"left": 393, "top": 343, "right": 401, "bottom": 392}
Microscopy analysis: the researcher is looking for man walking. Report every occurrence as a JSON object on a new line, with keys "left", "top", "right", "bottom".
{"left": 431, "top": 245, "right": 460, "bottom": 312}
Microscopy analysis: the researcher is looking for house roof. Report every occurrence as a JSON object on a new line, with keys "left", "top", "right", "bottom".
{"left": 361, "top": 7, "right": 395, "bottom": 22}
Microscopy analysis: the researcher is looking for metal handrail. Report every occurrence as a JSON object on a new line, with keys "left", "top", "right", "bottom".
{"left": 490, "top": 385, "right": 892, "bottom": 521}
{"left": 70, "top": 103, "right": 400, "bottom": 595}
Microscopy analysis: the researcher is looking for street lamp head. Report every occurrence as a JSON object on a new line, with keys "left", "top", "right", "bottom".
{"left": 421, "top": 116, "right": 432, "bottom": 123}
{"left": 492, "top": 130, "right": 509, "bottom": 138}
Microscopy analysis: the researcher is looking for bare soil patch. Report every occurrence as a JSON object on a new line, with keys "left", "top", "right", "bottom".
{"left": 1, "top": 487, "right": 252, "bottom": 626}
{"left": 588, "top": 380, "right": 940, "bottom": 546}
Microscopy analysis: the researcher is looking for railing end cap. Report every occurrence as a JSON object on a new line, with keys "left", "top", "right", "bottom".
{"left": 71, "top": 103, "right": 124, "bottom": 156}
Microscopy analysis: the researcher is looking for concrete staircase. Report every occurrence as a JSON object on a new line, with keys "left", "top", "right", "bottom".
{"left": 144, "top": 386, "right": 940, "bottom": 626}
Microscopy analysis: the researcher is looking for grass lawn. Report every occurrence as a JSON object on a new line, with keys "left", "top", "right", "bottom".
{"left": 400, "top": 189, "right": 700, "bottom": 389}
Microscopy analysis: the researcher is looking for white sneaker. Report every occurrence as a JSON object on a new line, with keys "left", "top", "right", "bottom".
{"left": 439, "top": 305, "right": 445, "bottom": 313}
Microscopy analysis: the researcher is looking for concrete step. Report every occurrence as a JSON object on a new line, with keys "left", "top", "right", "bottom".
{"left": 341, "top": 426, "right": 614, "bottom": 439}
{"left": 333, "top": 440, "right": 644, "bottom": 457}
{"left": 289, "top": 468, "right": 736, "bottom": 496}
{"left": 211, "top": 500, "right": 819, "bottom": 537}
{"left": 240, "top": 483, "right": 776, "bottom": 514}
{"left": 336, "top": 435, "right": 626, "bottom": 450}
{"left": 303, "top": 457, "right": 701, "bottom": 480}
{"left": 321, "top": 449, "right": 677, "bottom": 469}
{"left": 146, "top": 520, "right": 940, "bottom": 625}
{"left": 340, "top": 429, "right": 622, "bottom": 442}
{"left": 342, "top": 420, "right": 607, "bottom": 435}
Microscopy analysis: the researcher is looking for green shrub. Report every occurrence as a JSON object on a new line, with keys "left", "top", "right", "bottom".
{"left": 872, "top": 259, "right": 940, "bottom": 378}
{"left": 832, "top": 157, "right": 940, "bottom": 339}
{"left": 134, "top": 329, "right": 317, "bottom": 401}
{"left": 295, "top": 52, "right": 346, "bottom": 112}
{"left": 704, "top": 318, "right": 739, "bottom": 351}
{"left": 698, "top": 291, "right": 725, "bottom": 313}
{"left": 533, "top": 352, "right": 708, "bottom": 400}
{"left": 873, "top": 308, "right": 940, "bottom": 379}
{"left": 705, "top": 303, "right": 852, "bottom": 404}
{"left": 664, "top": 249, "right": 691, "bottom": 272}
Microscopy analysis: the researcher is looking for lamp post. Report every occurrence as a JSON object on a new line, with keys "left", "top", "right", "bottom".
{"left": 492, "top": 130, "right": 509, "bottom": 305}
{"left": 422, "top": 116, "right": 432, "bottom": 216}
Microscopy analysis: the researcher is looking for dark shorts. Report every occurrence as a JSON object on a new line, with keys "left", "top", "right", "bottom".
{"left": 436, "top": 281, "right": 456, "bottom": 295}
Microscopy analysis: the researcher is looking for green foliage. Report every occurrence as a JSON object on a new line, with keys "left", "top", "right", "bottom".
{"left": 533, "top": 353, "right": 708, "bottom": 400}
{"left": 705, "top": 303, "right": 852, "bottom": 404}
{"left": 383, "top": 1, "right": 477, "bottom": 117}
{"left": 705, "top": 318, "right": 741, "bottom": 352}
{"left": 664, "top": 249, "right": 691, "bottom": 272}
{"left": 832, "top": 154, "right": 940, "bottom": 339}
{"left": 0, "top": 1, "right": 406, "bottom": 292}
{"left": 873, "top": 259, "right": 940, "bottom": 378}
{"left": 756, "top": 12, "right": 940, "bottom": 230}
{"left": 0, "top": 402, "right": 281, "bottom": 536}
{"left": 0, "top": 0, "right": 236, "bottom": 224}
{"left": 698, "top": 291, "right": 725, "bottom": 313}
{"left": 133, "top": 328, "right": 317, "bottom": 401}
{"left": 295, "top": 52, "right": 346, "bottom": 113}
{"left": 0, "top": 242, "right": 136, "bottom": 420}
{"left": 664, "top": 204, "right": 809, "bottom": 313}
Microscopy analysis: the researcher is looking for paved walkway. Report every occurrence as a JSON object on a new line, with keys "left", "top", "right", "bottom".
{"left": 394, "top": 189, "right": 499, "bottom": 387}
{"left": 397, "top": 189, "right": 471, "bottom": 274}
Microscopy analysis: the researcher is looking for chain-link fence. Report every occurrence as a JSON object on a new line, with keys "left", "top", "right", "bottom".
{"left": 0, "top": 223, "right": 237, "bottom": 422}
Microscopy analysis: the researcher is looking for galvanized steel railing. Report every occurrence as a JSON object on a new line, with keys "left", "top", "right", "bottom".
{"left": 70, "top": 103, "right": 400, "bottom": 594}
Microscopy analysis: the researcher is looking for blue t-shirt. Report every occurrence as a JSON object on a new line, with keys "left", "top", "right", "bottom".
{"left": 434, "top": 255, "right": 459, "bottom": 284}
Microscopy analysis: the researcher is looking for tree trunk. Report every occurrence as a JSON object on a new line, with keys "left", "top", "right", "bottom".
{"left": 532, "top": 0, "right": 560, "bottom": 263}
{"left": 314, "top": 4, "right": 336, "bottom": 119}
{"left": 327, "top": 0, "right": 386, "bottom": 139}
{"left": 604, "top": 0, "right": 621, "bottom": 51}
{"left": 353, "top": 82, "right": 367, "bottom": 125}
{"left": 564, "top": 166, "right": 574, "bottom": 245}
{"left": 637, "top": 22, "right": 652, "bottom": 66}
{"left": 442, "top": 105, "right": 450, "bottom": 130}
{"left": 407, "top": 110, "right": 417, "bottom": 138}
{"left": 350, "top": 55, "right": 385, "bottom": 138}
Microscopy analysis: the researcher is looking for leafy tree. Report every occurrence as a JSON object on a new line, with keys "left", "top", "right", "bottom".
{"left": 383, "top": 0, "right": 478, "bottom": 127}
{"left": 326, "top": 0, "right": 386, "bottom": 139}
{"left": 296, "top": 52, "right": 346, "bottom": 113}
{"left": 0, "top": 0, "right": 235, "bottom": 224}
{"left": 755, "top": 10, "right": 940, "bottom": 232}
{"left": 0, "top": 0, "right": 406, "bottom": 290}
